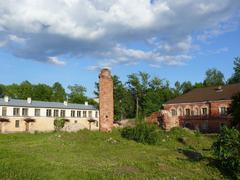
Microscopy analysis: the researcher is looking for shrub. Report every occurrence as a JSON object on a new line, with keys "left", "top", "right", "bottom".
{"left": 229, "top": 92, "right": 240, "bottom": 127}
{"left": 54, "top": 118, "right": 66, "bottom": 131}
{"left": 212, "top": 126, "right": 240, "bottom": 178}
{"left": 121, "top": 123, "right": 158, "bottom": 145}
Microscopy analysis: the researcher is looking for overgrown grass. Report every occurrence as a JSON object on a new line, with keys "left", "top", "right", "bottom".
{"left": 0, "top": 128, "right": 223, "bottom": 179}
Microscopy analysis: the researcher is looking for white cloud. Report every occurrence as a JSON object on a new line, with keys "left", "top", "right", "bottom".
{"left": 0, "top": 0, "right": 239, "bottom": 68}
{"left": 8, "top": 35, "right": 26, "bottom": 44}
{"left": 48, "top": 56, "right": 66, "bottom": 66}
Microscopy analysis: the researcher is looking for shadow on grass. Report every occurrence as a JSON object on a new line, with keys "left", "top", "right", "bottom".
{"left": 177, "top": 148, "right": 203, "bottom": 162}
{"left": 207, "top": 158, "right": 237, "bottom": 180}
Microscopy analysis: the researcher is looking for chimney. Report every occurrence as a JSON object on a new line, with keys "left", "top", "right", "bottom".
{"left": 216, "top": 86, "right": 223, "bottom": 92}
{"left": 27, "top": 97, "right": 32, "bottom": 104}
{"left": 85, "top": 101, "right": 88, "bottom": 106}
{"left": 4, "top": 96, "right": 9, "bottom": 103}
{"left": 64, "top": 101, "right": 68, "bottom": 106}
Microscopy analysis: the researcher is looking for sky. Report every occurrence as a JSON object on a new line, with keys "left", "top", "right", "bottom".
{"left": 0, "top": 0, "right": 240, "bottom": 97}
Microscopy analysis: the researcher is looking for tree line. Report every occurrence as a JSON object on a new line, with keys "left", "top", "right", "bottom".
{"left": 0, "top": 57, "right": 239, "bottom": 121}
{"left": 98, "top": 57, "right": 240, "bottom": 121}
{"left": 0, "top": 82, "right": 97, "bottom": 106}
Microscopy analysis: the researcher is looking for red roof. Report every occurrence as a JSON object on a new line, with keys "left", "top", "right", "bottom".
{"left": 164, "top": 83, "right": 240, "bottom": 104}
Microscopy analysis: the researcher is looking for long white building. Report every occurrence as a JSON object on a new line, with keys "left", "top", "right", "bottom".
{"left": 0, "top": 96, "right": 99, "bottom": 133}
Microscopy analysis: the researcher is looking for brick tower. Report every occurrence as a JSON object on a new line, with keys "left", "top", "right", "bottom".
{"left": 99, "top": 68, "right": 114, "bottom": 132}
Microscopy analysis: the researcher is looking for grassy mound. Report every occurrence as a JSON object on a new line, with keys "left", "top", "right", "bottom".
{"left": 0, "top": 128, "right": 222, "bottom": 179}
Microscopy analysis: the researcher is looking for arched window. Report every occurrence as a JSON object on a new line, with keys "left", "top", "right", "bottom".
{"left": 178, "top": 107, "right": 183, "bottom": 116}
{"left": 193, "top": 107, "right": 199, "bottom": 116}
{"left": 171, "top": 109, "right": 177, "bottom": 117}
{"left": 185, "top": 108, "right": 191, "bottom": 116}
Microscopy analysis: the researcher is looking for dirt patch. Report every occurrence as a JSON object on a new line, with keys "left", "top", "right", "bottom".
{"left": 116, "top": 166, "right": 141, "bottom": 174}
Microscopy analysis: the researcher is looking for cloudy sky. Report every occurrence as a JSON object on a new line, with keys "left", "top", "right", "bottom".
{"left": 0, "top": 0, "right": 240, "bottom": 96}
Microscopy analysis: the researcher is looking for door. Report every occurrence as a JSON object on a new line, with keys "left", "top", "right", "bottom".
{"left": 25, "top": 122, "right": 29, "bottom": 132}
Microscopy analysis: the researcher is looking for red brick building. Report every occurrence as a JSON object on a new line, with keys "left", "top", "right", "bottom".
{"left": 149, "top": 83, "right": 240, "bottom": 132}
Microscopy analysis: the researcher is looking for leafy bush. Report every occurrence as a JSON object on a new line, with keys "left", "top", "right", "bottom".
{"left": 54, "top": 118, "right": 66, "bottom": 131}
{"left": 212, "top": 126, "right": 240, "bottom": 178}
{"left": 230, "top": 92, "right": 240, "bottom": 127}
{"left": 121, "top": 123, "right": 158, "bottom": 145}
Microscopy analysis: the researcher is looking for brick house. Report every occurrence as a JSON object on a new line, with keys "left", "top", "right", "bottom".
{"left": 148, "top": 83, "right": 240, "bottom": 132}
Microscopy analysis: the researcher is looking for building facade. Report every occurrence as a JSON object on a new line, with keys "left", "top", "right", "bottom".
{"left": 0, "top": 96, "right": 99, "bottom": 133}
{"left": 147, "top": 83, "right": 240, "bottom": 132}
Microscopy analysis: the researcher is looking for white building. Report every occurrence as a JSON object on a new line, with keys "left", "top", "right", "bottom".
{"left": 0, "top": 96, "right": 99, "bottom": 133}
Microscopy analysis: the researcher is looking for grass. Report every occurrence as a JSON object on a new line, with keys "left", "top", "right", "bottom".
{"left": 0, "top": 128, "right": 224, "bottom": 179}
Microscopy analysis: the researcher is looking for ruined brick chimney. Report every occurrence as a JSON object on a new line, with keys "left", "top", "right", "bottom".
{"left": 99, "top": 68, "right": 114, "bottom": 132}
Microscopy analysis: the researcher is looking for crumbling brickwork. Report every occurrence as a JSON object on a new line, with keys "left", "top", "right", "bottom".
{"left": 99, "top": 69, "right": 114, "bottom": 132}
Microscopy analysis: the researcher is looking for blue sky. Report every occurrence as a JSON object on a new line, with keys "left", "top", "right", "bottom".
{"left": 0, "top": 0, "right": 240, "bottom": 97}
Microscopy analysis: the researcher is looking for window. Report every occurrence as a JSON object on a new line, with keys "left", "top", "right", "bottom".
{"left": 46, "top": 109, "right": 52, "bottom": 117}
{"left": 171, "top": 109, "right": 177, "bottom": 116}
{"left": 35, "top": 109, "right": 40, "bottom": 116}
{"left": 88, "top": 111, "right": 92, "bottom": 118}
{"left": 193, "top": 108, "right": 199, "bottom": 116}
{"left": 15, "top": 120, "right": 20, "bottom": 128}
{"left": 54, "top": 110, "right": 59, "bottom": 117}
{"left": 95, "top": 111, "right": 98, "bottom": 118}
{"left": 220, "top": 107, "right": 227, "bottom": 116}
{"left": 96, "top": 121, "right": 98, "bottom": 127}
{"left": 178, "top": 108, "right": 183, "bottom": 116}
{"left": 185, "top": 109, "right": 191, "bottom": 116}
{"left": 83, "top": 111, "right": 87, "bottom": 118}
{"left": 13, "top": 108, "right": 20, "bottom": 116}
{"left": 71, "top": 110, "right": 75, "bottom": 117}
{"left": 22, "top": 108, "right": 28, "bottom": 116}
{"left": 2, "top": 107, "right": 7, "bottom": 116}
{"left": 74, "top": 120, "right": 77, "bottom": 124}
{"left": 60, "top": 110, "right": 65, "bottom": 117}
{"left": 202, "top": 108, "right": 208, "bottom": 116}
{"left": 77, "top": 111, "right": 81, "bottom": 117}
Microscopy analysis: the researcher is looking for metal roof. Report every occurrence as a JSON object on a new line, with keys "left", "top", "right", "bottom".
{"left": 0, "top": 98, "right": 97, "bottom": 110}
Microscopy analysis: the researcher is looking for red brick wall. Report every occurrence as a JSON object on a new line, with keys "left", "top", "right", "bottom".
{"left": 146, "top": 112, "right": 161, "bottom": 124}
{"left": 99, "top": 69, "right": 114, "bottom": 132}
{"left": 160, "top": 100, "right": 232, "bottom": 132}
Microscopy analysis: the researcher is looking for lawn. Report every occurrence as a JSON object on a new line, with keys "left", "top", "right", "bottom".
{"left": 0, "top": 128, "right": 224, "bottom": 179}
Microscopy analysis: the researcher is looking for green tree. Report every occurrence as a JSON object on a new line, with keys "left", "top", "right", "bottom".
{"left": 203, "top": 68, "right": 225, "bottom": 87}
{"left": 32, "top": 84, "right": 53, "bottom": 101}
{"left": 52, "top": 82, "right": 66, "bottom": 102}
{"left": 144, "top": 77, "right": 174, "bottom": 116}
{"left": 68, "top": 84, "right": 88, "bottom": 104}
{"left": 5, "top": 84, "right": 20, "bottom": 98}
{"left": 174, "top": 81, "right": 182, "bottom": 96}
{"left": 229, "top": 92, "right": 240, "bottom": 127}
{"left": 228, "top": 57, "right": 240, "bottom": 84}
{"left": 181, "top": 81, "right": 193, "bottom": 94}
{"left": 127, "top": 72, "right": 150, "bottom": 121}
{"left": 212, "top": 126, "right": 240, "bottom": 178}
{"left": 0, "top": 84, "right": 5, "bottom": 97}
{"left": 18, "top": 81, "right": 33, "bottom": 99}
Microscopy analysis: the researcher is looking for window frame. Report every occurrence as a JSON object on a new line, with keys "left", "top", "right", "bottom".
{"left": 171, "top": 109, "right": 177, "bottom": 116}
{"left": 13, "top": 108, "right": 20, "bottom": 116}
{"left": 22, "top": 108, "right": 29, "bottom": 116}
{"left": 77, "top": 111, "right": 81, "bottom": 118}
{"left": 53, "top": 109, "right": 59, "bottom": 117}
{"left": 71, "top": 110, "right": 75, "bottom": 117}
{"left": 2, "top": 107, "right": 7, "bottom": 116}
{"left": 35, "top": 109, "right": 41, "bottom": 117}
{"left": 15, "top": 120, "right": 20, "bottom": 128}
{"left": 60, "top": 110, "right": 65, "bottom": 117}
{"left": 46, "top": 109, "right": 52, "bottom": 117}
{"left": 83, "top": 111, "right": 87, "bottom": 118}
